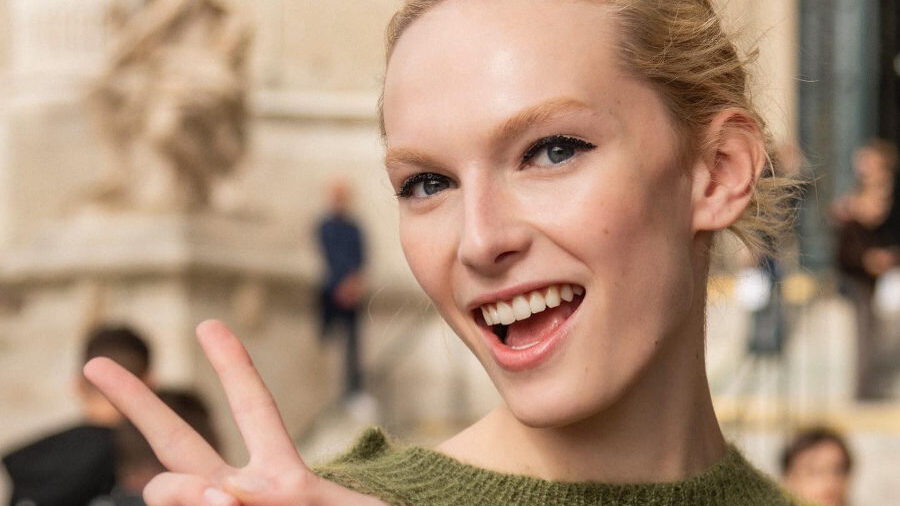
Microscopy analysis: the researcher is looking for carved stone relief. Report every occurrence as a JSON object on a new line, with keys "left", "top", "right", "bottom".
{"left": 89, "top": 0, "right": 252, "bottom": 212}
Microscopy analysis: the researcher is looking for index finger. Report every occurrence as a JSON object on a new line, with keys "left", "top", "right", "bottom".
{"left": 195, "top": 320, "right": 302, "bottom": 467}
{"left": 84, "top": 357, "right": 228, "bottom": 477}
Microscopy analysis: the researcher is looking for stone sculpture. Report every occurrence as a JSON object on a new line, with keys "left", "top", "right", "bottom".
{"left": 90, "top": 0, "right": 252, "bottom": 211}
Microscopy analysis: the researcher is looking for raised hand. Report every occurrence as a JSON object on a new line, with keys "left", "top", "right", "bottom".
{"left": 84, "top": 320, "right": 387, "bottom": 506}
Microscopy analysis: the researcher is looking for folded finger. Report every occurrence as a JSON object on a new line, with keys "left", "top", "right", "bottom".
{"left": 144, "top": 472, "right": 239, "bottom": 506}
{"left": 83, "top": 357, "right": 226, "bottom": 476}
{"left": 196, "top": 320, "right": 301, "bottom": 466}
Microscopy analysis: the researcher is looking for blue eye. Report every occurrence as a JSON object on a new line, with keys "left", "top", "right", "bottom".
{"left": 523, "top": 135, "right": 596, "bottom": 166}
{"left": 397, "top": 172, "right": 452, "bottom": 199}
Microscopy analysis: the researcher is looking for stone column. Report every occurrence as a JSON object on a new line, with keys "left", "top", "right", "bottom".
{"left": 713, "top": 0, "right": 799, "bottom": 143}
{"left": 797, "top": 0, "right": 881, "bottom": 270}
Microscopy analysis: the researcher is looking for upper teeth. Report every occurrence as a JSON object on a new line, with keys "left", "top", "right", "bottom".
{"left": 480, "top": 284, "right": 584, "bottom": 326}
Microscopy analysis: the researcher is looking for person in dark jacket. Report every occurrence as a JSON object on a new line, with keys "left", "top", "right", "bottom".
{"left": 2, "top": 324, "right": 152, "bottom": 506}
{"left": 88, "top": 389, "right": 219, "bottom": 506}
{"left": 316, "top": 180, "right": 367, "bottom": 399}
{"left": 832, "top": 139, "right": 900, "bottom": 399}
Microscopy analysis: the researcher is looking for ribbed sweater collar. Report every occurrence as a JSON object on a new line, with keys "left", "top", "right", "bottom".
{"left": 315, "top": 427, "right": 798, "bottom": 505}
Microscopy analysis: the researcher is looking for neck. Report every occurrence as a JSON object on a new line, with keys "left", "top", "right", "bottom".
{"left": 443, "top": 330, "right": 724, "bottom": 484}
{"left": 510, "top": 327, "right": 722, "bottom": 483}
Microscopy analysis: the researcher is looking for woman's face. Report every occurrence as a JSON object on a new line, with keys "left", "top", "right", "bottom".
{"left": 383, "top": 0, "right": 702, "bottom": 427}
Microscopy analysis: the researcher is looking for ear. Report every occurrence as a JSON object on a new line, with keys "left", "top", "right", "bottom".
{"left": 690, "top": 109, "right": 765, "bottom": 232}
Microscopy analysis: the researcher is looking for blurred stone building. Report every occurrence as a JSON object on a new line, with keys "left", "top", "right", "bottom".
{"left": 0, "top": 0, "right": 437, "bottom": 491}
{"left": 8, "top": 0, "right": 895, "bottom": 503}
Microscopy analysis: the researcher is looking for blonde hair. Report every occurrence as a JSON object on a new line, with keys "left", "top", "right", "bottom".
{"left": 382, "top": 0, "right": 800, "bottom": 256}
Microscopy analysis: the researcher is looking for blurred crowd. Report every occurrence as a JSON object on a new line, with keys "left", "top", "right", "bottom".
{"left": 2, "top": 325, "right": 219, "bottom": 506}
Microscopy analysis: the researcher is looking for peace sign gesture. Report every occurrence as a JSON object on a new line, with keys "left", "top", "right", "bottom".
{"left": 85, "top": 320, "right": 387, "bottom": 506}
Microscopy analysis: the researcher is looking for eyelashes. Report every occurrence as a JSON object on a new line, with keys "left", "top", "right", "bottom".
{"left": 521, "top": 135, "right": 596, "bottom": 166}
{"left": 396, "top": 172, "right": 452, "bottom": 198}
{"left": 396, "top": 135, "right": 596, "bottom": 199}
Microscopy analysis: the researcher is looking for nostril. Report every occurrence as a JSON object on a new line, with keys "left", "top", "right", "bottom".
{"left": 493, "top": 250, "right": 520, "bottom": 265}
{"left": 457, "top": 210, "right": 532, "bottom": 273}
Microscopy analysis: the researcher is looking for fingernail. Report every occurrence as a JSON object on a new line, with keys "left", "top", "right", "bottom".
{"left": 203, "top": 487, "right": 234, "bottom": 506}
{"left": 226, "top": 475, "right": 268, "bottom": 493}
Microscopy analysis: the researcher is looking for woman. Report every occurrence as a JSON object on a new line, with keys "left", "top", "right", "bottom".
{"left": 85, "top": 0, "right": 801, "bottom": 504}
{"left": 832, "top": 139, "right": 900, "bottom": 400}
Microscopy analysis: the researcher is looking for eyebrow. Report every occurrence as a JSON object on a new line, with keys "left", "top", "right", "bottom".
{"left": 491, "top": 97, "right": 592, "bottom": 144}
{"left": 384, "top": 97, "right": 592, "bottom": 170}
{"left": 384, "top": 147, "right": 444, "bottom": 173}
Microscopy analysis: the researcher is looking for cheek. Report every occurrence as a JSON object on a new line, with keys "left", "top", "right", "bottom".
{"left": 547, "top": 164, "right": 692, "bottom": 272}
{"left": 542, "top": 161, "right": 695, "bottom": 338}
{"left": 400, "top": 215, "right": 455, "bottom": 307}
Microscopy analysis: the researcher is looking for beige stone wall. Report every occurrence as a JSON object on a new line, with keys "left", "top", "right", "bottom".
{"left": 237, "top": 0, "right": 401, "bottom": 92}
{"left": 714, "top": 0, "right": 799, "bottom": 143}
{"left": 0, "top": 2, "right": 416, "bottom": 500}
{"left": 0, "top": 1, "right": 8, "bottom": 71}
{"left": 0, "top": 0, "right": 10, "bottom": 246}
{"left": 0, "top": 0, "right": 413, "bottom": 288}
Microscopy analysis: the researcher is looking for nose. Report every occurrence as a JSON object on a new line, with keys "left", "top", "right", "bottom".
{"left": 457, "top": 180, "right": 532, "bottom": 276}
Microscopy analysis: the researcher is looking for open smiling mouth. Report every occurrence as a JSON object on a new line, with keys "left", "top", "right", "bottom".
{"left": 474, "top": 284, "right": 585, "bottom": 350}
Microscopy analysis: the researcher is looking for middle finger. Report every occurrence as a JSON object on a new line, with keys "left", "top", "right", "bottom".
{"left": 195, "top": 320, "right": 301, "bottom": 466}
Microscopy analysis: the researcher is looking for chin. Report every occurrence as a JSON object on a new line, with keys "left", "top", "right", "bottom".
{"left": 498, "top": 377, "right": 624, "bottom": 430}
{"left": 508, "top": 398, "right": 603, "bottom": 430}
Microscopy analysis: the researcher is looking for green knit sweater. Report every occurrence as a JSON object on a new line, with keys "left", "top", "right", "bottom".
{"left": 315, "top": 428, "right": 802, "bottom": 505}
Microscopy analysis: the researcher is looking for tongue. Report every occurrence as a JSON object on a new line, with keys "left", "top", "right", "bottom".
{"left": 505, "top": 301, "right": 577, "bottom": 348}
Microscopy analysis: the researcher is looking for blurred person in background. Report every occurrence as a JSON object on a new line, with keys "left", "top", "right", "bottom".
{"left": 740, "top": 143, "right": 808, "bottom": 358}
{"left": 89, "top": 389, "right": 219, "bottom": 506}
{"left": 2, "top": 325, "right": 152, "bottom": 506}
{"left": 832, "top": 139, "right": 900, "bottom": 400}
{"left": 316, "top": 179, "right": 370, "bottom": 408}
{"left": 781, "top": 427, "right": 853, "bottom": 506}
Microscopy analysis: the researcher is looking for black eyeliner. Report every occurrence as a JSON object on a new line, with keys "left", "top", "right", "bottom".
{"left": 522, "top": 135, "right": 596, "bottom": 163}
{"left": 397, "top": 172, "right": 441, "bottom": 198}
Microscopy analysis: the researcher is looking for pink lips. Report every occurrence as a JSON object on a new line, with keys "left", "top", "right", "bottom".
{"left": 479, "top": 297, "right": 581, "bottom": 372}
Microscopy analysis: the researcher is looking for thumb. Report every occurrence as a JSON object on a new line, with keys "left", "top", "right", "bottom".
{"left": 223, "top": 470, "right": 384, "bottom": 505}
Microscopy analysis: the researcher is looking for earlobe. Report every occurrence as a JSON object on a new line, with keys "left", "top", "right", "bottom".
{"left": 691, "top": 109, "right": 765, "bottom": 232}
